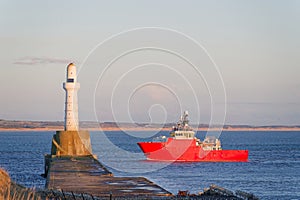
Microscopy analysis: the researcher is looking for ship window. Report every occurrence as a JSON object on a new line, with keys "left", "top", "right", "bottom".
{"left": 67, "top": 78, "right": 74, "bottom": 82}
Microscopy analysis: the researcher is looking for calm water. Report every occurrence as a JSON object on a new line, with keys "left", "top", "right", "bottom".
{"left": 0, "top": 131, "right": 299, "bottom": 199}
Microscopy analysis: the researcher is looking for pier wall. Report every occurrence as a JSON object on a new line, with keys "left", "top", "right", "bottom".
{"left": 51, "top": 130, "right": 92, "bottom": 156}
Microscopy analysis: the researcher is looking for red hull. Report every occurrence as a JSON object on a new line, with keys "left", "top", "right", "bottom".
{"left": 137, "top": 138, "right": 248, "bottom": 162}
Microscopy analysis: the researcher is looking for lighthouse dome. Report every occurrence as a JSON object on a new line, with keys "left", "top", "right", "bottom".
{"left": 66, "top": 63, "right": 77, "bottom": 81}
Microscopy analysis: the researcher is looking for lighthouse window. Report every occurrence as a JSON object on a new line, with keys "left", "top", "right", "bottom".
{"left": 67, "top": 78, "right": 74, "bottom": 82}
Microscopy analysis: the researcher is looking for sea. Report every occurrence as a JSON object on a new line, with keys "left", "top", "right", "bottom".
{"left": 0, "top": 130, "right": 299, "bottom": 200}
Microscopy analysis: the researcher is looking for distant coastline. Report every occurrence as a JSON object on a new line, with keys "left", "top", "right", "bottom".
{"left": 0, "top": 119, "right": 299, "bottom": 132}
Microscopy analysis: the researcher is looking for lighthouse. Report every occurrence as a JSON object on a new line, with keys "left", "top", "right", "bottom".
{"left": 47, "top": 62, "right": 92, "bottom": 158}
{"left": 63, "top": 63, "right": 80, "bottom": 131}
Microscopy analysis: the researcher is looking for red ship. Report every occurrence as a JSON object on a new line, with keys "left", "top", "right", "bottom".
{"left": 137, "top": 111, "right": 248, "bottom": 162}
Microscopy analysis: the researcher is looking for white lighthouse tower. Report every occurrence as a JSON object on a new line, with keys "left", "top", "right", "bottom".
{"left": 48, "top": 62, "right": 93, "bottom": 157}
{"left": 63, "top": 63, "right": 80, "bottom": 131}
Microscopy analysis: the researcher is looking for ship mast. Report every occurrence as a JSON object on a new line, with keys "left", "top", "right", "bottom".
{"left": 182, "top": 111, "right": 189, "bottom": 129}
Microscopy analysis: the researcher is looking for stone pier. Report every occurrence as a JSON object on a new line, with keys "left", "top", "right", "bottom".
{"left": 44, "top": 130, "right": 172, "bottom": 198}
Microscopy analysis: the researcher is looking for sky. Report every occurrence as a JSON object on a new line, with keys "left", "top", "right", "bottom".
{"left": 0, "top": 0, "right": 299, "bottom": 126}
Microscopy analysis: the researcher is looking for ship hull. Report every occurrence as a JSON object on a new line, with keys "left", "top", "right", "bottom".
{"left": 137, "top": 138, "right": 248, "bottom": 162}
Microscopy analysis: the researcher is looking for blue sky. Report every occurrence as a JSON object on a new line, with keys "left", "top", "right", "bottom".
{"left": 0, "top": 1, "right": 299, "bottom": 125}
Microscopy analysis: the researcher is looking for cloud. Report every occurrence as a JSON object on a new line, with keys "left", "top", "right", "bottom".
{"left": 228, "top": 102, "right": 300, "bottom": 105}
{"left": 13, "top": 57, "right": 74, "bottom": 65}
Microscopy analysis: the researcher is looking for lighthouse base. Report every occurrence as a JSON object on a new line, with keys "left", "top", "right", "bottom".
{"left": 50, "top": 130, "right": 92, "bottom": 156}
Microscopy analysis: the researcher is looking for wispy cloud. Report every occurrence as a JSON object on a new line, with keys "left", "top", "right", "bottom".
{"left": 227, "top": 102, "right": 300, "bottom": 106}
{"left": 13, "top": 57, "right": 74, "bottom": 65}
